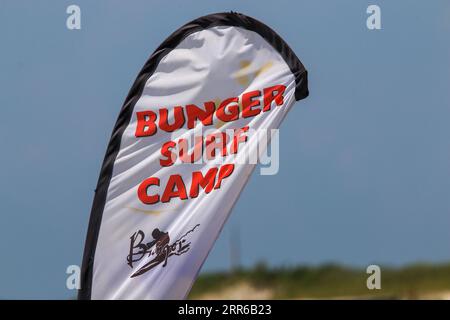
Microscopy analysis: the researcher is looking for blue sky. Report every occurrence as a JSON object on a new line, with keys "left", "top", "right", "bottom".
{"left": 0, "top": 0, "right": 449, "bottom": 299}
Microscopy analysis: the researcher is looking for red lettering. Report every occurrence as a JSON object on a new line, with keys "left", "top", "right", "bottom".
{"left": 159, "top": 107, "right": 185, "bottom": 132}
{"left": 242, "top": 90, "right": 261, "bottom": 118}
{"left": 135, "top": 111, "right": 157, "bottom": 137}
{"left": 186, "top": 102, "right": 215, "bottom": 129}
{"left": 205, "top": 132, "right": 228, "bottom": 160}
{"left": 189, "top": 167, "right": 218, "bottom": 198}
{"left": 179, "top": 137, "right": 203, "bottom": 163}
{"left": 161, "top": 174, "right": 188, "bottom": 203}
{"left": 216, "top": 97, "right": 239, "bottom": 122}
{"left": 263, "top": 85, "right": 286, "bottom": 112}
{"left": 137, "top": 177, "right": 160, "bottom": 204}
{"left": 135, "top": 85, "right": 287, "bottom": 136}
{"left": 231, "top": 126, "right": 249, "bottom": 154}
{"left": 215, "top": 164, "right": 235, "bottom": 189}
{"left": 137, "top": 164, "right": 235, "bottom": 205}
{"left": 160, "top": 141, "right": 177, "bottom": 167}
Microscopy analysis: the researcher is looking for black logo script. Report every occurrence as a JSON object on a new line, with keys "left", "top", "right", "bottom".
{"left": 126, "top": 224, "right": 200, "bottom": 278}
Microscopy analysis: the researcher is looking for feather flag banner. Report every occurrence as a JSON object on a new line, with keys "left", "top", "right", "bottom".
{"left": 79, "top": 12, "right": 308, "bottom": 300}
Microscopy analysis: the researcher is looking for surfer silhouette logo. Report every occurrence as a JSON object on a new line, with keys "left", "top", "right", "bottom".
{"left": 126, "top": 224, "right": 200, "bottom": 277}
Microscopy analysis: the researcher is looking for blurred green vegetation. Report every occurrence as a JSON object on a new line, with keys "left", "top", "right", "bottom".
{"left": 189, "top": 262, "right": 450, "bottom": 299}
